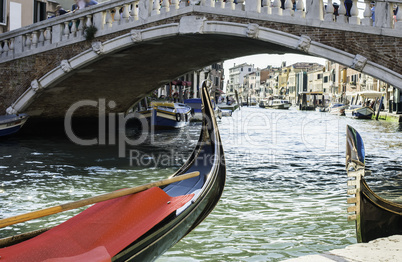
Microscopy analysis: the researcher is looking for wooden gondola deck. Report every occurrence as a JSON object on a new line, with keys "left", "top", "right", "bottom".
{"left": 282, "top": 235, "right": 402, "bottom": 262}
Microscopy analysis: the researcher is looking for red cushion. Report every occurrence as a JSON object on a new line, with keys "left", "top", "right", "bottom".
{"left": 0, "top": 187, "right": 193, "bottom": 262}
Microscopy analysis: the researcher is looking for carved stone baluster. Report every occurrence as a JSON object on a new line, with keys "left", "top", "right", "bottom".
{"left": 8, "top": 38, "right": 14, "bottom": 56}
{"left": 337, "top": 0, "right": 347, "bottom": 23}
{"left": 161, "top": 0, "right": 170, "bottom": 13}
{"left": 106, "top": 9, "right": 114, "bottom": 28}
{"left": 324, "top": 0, "right": 334, "bottom": 21}
{"left": 361, "top": 0, "right": 372, "bottom": 26}
{"left": 78, "top": 17, "right": 85, "bottom": 35}
{"left": 152, "top": 0, "right": 161, "bottom": 16}
{"left": 283, "top": 0, "right": 294, "bottom": 16}
{"left": 396, "top": 4, "right": 402, "bottom": 29}
{"left": 217, "top": 0, "right": 224, "bottom": 9}
{"left": 32, "top": 31, "right": 38, "bottom": 48}
{"left": 45, "top": 27, "right": 52, "bottom": 45}
{"left": 63, "top": 22, "right": 70, "bottom": 40}
{"left": 25, "top": 34, "right": 32, "bottom": 50}
{"left": 38, "top": 29, "right": 45, "bottom": 46}
{"left": 225, "top": 0, "right": 235, "bottom": 11}
{"left": 122, "top": 4, "right": 130, "bottom": 22}
{"left": 3, "top": 40, "right": 9, "bottom": 55}
{"left": 131, "top": 2, "right": 139, "bottom": 20}
{"left": 271, "top": 0, "right": 282, "bottom": 15}
{"left": 295, "top": 0, "right": 305, "bottom": 18}
{"left": 262, "top": 0, "right": 271, "bottom": 14}
{"left": 114, "top": 7, "right": 121, "bottom": 24}
{"left": 171, "top": 0, "right": 179, "bottom": 10}
{"left": 349, "top": 0, "right": 360, "bottom": 24}
{"left": 86, "top": 15, "right": 93, "bottom": 28}
{"left": 71, "top": 19, "right": 78, "bottom": 37}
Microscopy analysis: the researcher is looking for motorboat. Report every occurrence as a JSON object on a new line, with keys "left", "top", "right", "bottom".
{"left": 0, "top": 114, "right": 29, "bottom": 137}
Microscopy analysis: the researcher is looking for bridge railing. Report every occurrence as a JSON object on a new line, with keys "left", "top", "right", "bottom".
{"left": 0, "top": 0, "right": 401, "bottom": 62}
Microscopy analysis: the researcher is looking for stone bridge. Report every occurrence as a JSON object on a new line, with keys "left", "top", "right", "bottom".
{"left": 1, "top": 0, "right": 402, "bottom": 126}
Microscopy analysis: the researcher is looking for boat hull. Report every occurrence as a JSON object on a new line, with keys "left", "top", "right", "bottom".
{"left": 265, "top": 104, "right": 290, "bottom": 110}
{"left": 352, "top": 107, "right": 374, "bottom": 119}
{"left": 0, "top": 114, "right": 29, "bottom": 137}
{"left": 346, "top": 125, "right": 402, "bottom": 243}
{"left": 358, "top": 178, "right": 402, "bottom": 243}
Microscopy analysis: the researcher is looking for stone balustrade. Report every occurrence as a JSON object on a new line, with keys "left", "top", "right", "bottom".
{"left": 0, "top": 0, "right": 401, "bottom": 62}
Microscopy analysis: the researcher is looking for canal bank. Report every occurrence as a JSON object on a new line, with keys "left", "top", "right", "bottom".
{"left": 375, "top": 112, "right": 402, "bottom": 122}
{"left": 283, "top": 235, "right": 402, "bottom": 262}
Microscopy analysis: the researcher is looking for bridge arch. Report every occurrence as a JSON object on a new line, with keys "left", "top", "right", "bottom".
{"left": 6, "top": 16, "right": 402, "bottom": 119}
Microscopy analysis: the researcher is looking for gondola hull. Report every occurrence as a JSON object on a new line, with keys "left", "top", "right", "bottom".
{"left": 358, "top": 178, "right": 402, "bottom": 243}
{"left": 114, "top": 86, "right": 226, "bottom": 261}
{"left": 346, "top": 125, "right": 402, "bottom": 243}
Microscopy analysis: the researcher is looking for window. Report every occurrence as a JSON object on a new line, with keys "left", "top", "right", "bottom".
{"left": 0, "top": 0, "right": 5, "bottom": 25}
{"left": 34, "top": 0, "right": 47, "bottom": 23}
{"left": 248, "top": 68, "right": 251, "bottom": 72}
{"left": 323, "top": 76, "right": 328, "bottom": 83}
{"left": 317, "top": 74, "right": 322, "bottom": 80}
{"left": 241, "top": 68, "right": 243, "bottom": 72}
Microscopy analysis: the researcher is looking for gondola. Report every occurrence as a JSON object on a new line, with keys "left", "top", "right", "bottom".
{"left": 0, "top": 84, "right": 226, "bottom": 261}
{"left": 346, "top": 125, "right": 402, "bottom": 243}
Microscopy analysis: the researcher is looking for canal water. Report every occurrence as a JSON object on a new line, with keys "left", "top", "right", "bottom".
{"left": 0, "top": 107, "right": 401, "bottom": 261}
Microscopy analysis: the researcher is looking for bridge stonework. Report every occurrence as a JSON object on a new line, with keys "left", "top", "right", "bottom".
{"left": 1, "top": 0, "right": 402, "bottom": 121}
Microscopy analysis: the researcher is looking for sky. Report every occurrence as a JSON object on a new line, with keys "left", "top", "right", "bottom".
{"left": 222, "top": 54, "right": 327, "bottom": 89}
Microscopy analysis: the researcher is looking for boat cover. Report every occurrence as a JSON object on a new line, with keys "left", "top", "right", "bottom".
{"left": 0, "top": 187, "right": 193, "bottom": 262}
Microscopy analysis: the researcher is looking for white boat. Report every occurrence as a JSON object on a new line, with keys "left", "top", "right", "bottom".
{"left": 329, "top": 103, "right": 346, "bottom": 116}
{"left": 265, "top": 99, "right": 291, "bottom": 110}
{"left": 315, "top": 106, "right": 329, "bottom": 112}
{"left": 352, "top": 106, "right": 375, "bottom": 119}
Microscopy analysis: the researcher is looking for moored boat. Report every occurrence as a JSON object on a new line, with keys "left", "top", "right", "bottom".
{"left": 138, "top": 101, "right": 192, "bottom": 129}
{"left": 0, "top": 114, "right": 29, "bottom": 137}
{"left": 315, "top": 106, "right": 328, "bottom": 112}
{"left": 346, "top": 125, "right": 402, "bottom": 243}
{"left": 329, "top": 103, "right": 346, "bottom": 116}
{"left": 0, "top": 85, "right": 226, "bottom": 261}
{"left": 352, "top": 106, "right": 375, "bottom": 119}
{"left": 264, "top": 99, "right": 291, "bottom": 110}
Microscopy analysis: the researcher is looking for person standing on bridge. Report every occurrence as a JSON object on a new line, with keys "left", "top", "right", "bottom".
{"left": 344, "top": 0, "right": 352, "bottom": 17}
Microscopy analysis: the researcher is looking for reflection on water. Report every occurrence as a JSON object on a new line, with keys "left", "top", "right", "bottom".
{"left": 0, "top": 107, "right": 401, "bottom": 261}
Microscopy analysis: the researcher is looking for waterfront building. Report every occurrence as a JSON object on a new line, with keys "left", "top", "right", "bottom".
{"left": 0, "top": 0, "right": 59, "bottom": 33}
{"left": 243, "top": 70, "right": 260, "bottom": 103}
{"left": 287, "top": 62, "right": 321, "bottom": 104}
{"left": 227, "top": 63, "right": 256, "bottom": 99}
{"left": 307, "top": 64, "right": 325, "bottom": 93}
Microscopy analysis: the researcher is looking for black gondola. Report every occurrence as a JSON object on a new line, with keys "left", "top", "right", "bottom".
{"left": 0, "top": 84, "right": 226, "bottom": 261}
{"left": 346, "top": 125, "right": 402, "bottom": 243}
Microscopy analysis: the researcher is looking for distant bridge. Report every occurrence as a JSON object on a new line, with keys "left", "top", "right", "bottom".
{"left": 1, "top": 0, "right": 402, "bottom": 122}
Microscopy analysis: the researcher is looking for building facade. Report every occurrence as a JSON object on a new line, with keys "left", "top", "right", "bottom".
{"left": 0, "top": 0, "right": 59, "bottom": 33}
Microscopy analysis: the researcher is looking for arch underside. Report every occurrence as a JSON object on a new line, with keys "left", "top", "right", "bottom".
{"left": 10, "top": 18, "right": 402, "bottom": 122}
